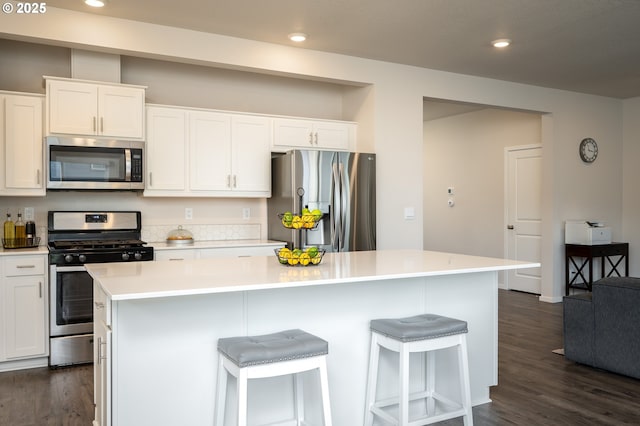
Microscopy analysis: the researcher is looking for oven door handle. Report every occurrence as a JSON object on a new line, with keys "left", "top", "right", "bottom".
{"left": 52, "top": 265, "right": 88, "bottom": 273}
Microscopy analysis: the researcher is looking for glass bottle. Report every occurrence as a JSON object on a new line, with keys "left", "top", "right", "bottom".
{"left": 4, "top": 213, "right": 15, "bottom": 247}
{"left": 26, "top": 220, "right": 36, "bottom": 246}
{"left": 15, "top": 213, "right": 26, "bottom": 246}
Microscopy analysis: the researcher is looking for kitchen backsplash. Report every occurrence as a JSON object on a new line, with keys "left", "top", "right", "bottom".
{"left": 141, "top": 224, "right": 261, "bottom": 243}
{"left": 25, "top": 224, "right": 261, "bottom": 246}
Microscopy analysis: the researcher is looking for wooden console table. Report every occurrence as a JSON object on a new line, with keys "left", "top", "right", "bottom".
{"left": 565, "top": 242, "right": 629, "bottom": 296}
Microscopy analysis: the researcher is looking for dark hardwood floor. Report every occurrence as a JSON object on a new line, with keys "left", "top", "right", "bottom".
{"left": 1, "top": 290, "right": 639, "bottom": 425}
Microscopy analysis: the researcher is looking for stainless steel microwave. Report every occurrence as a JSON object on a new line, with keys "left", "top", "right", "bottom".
{"left": 45, "top": 136, "right": 144, "bottom": 190}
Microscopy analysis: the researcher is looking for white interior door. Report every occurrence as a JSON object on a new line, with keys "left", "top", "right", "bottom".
{"left": 505, "top": 146, "right": 542, "bottom": 293}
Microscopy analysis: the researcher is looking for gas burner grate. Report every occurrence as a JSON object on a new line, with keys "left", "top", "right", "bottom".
{"left": 50, "top": 239, "right": 147, "bottom": 250}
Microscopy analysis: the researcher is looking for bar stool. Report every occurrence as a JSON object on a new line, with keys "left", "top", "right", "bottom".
{"left": 363, "top": 314, "right": 473, "bottom": 426}
{"left": 215, "top": 329, "right": 332, "bottom": 426}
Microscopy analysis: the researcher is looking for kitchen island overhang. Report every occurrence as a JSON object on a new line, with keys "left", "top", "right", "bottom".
{"left": 87, "top": 250, "right": 538, "bottom": 426}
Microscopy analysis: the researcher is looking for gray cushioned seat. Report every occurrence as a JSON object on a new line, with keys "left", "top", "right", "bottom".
{"left": 564, "top": 277, "right": 640, "bottom": 379}
{"left": 371, "top": 313, "right": 468, "bottom": 342}
{"left": 218, "top": 329, "right": 328, "bottom": 368}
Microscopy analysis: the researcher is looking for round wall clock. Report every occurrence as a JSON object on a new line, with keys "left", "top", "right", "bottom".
{"left": 579, "top": 137, "right": 598, "bottom": 163}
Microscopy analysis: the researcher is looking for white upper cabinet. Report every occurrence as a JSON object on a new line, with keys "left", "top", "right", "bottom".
{"left": 144, "top": 105, "right": 271, "bottom": 197}
{"left": 0, "top": 93, "right": 45, "bottom": 196}
{"left": 145, "top": 106, "right": 187, "bottom": 192}
{"left": 46, "top": 77, "right": 145, "bottom": 139}
{"left": 272, "top": 117, "right": 355, "bottom": 152}
{"left": 231, "top": 115, "right": 271, "bottom": 193}
{"left": 189, "top": 111, "right": 232, "bottom": 191}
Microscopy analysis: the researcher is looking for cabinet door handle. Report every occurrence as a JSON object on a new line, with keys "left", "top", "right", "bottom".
{"left": 93, "top": 116, "right": 97, "bottom": 132}
{"left": 309, "top": 132, "right": 314, "bottom": 145}
{"left": 39, "top": 281, "right": 42, "bottom": 298}
{"left": 314, "top": 132, "right": 319, "bottom": 145}
{"left": 149, "top": 172, "right": 153, "bottom": 187}
{"left": 16, "top": 264, "right": 36, "bottom": 269}
{"left": 95, "top": 301, "right": 105, "bottom": 309}
{"left": 97, "top": 337, "right": 101, "bottom": 365}
{"left": 37, "top": 169, "right": 41, "bottom": 185}
{"left": 233, "top": 175, "right": 237, "bottom": 188}
{"left": 100, "top": 117, "right": 104, "bottom": 133}
{"left": 227, "top": 175, "right": 231, "bottom": 188}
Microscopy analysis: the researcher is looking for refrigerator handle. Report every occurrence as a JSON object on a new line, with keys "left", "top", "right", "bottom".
{"left": 339, "top": 162, "right": 347, "bottom": 251}
{"left": 331, "top": 160, "right": 341, "bottom": 251}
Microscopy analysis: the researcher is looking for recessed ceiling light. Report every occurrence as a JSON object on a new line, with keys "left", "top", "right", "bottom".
{"left": 288, "top": 33, "right": 307, "bottom": 43}
{"left": 492, "top": 39, "right": 511, "bottom": 48}
{"left": 85, "top": 0, "right": 106, "bottom": 7}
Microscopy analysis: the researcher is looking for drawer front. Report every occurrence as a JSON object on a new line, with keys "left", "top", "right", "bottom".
{"left": 591, "top": 245, "right": 628, "bottom": 257}
{"left": 3, "top": 256, "right": 46, "bottom": 276}
{"left": 154, "top": 249, "right": 197, "bottom": 261}
{"left": 198, "top": 245, "right": 283, "bottom": 258}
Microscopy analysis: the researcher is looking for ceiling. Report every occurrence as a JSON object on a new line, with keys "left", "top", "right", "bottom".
{"left": 45, "top": 0, "right": 640, "bottom": 99}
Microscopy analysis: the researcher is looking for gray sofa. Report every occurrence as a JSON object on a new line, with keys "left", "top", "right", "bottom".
{"left": 563, "top": 276, "right": 640, "bottom": 379}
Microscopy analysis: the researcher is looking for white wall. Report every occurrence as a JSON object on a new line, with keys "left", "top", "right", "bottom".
{"left": 623, "top": 97, "right": 640, "bottom": 275}
{"left": 423, "top": 108, "right": 542, "bottom": 258}
{"left": 0, "top": 7, "right": 629, "bottom": 301}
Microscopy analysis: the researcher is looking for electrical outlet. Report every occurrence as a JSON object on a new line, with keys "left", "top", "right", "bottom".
{"left": 242, "top": 208, "right": 251, "bottom": 220}
{"left": 24, "top": 207, "right": 35, "bottom": 221}
{"left": 185, "top": 208, "right": 193, "bottom": 220}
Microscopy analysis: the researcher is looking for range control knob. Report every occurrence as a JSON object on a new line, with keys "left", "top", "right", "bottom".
{"left": 64, "top": 254, "right": 74, "bottom": 263}
{"left": 121, "top": 252, "right": 130, "bottom": 261}
{"left": 134, "top": 252, "right": 142, "bottom": 261}
{"left": 78, "top": 254, "right": 87, "bottom": 263}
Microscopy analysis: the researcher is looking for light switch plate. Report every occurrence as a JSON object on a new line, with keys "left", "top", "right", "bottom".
{"left": 185, "top": 208, "right": 193, "bottom": 220}
{"left": 404, "top": 207, "right": 415, "bottom": 220}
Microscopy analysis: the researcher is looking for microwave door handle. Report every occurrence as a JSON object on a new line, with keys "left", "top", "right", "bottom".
{"left": 125, "top": 148, "right": 132, "bottom": 181}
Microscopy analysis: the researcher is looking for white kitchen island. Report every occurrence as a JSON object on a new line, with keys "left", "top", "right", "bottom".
{"left": 86, "top": 249, "right": 538, "bottom": 426}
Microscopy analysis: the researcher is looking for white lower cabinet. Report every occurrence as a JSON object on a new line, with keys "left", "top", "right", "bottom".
{"left": 154, "top": 248, "right": 197, "bottom": 262}
{"left": 93, "top": 282, "right": 111, "bottom": 426}
{"left": 0, "top": 254, "right": 48, "bottom": 369}
{"left": 154, "top": 244, "right": 284, "bottom": 261}
{"left": 198, "top": 245, "right": 280, "bottom": 258}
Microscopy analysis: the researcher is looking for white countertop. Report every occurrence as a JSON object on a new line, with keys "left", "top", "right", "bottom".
{"left": 0, "top": 246, "right": 48, "bottom": 256}
{"left": 86, "top": 249, "right": 539, "bottom": 301}
{"left": 151, "top": 239, "right": 284, "bottom": 250}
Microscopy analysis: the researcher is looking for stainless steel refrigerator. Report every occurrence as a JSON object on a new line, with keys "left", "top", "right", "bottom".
{"left": 268, "top": 150, "right": 376, "bottom": 252}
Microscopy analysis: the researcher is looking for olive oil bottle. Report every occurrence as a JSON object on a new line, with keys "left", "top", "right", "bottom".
{"left": 15, "top": 212, "right": 26, "bottom": 245}
{"left": 4, "top": 213, "right": 15, "bottom": 248}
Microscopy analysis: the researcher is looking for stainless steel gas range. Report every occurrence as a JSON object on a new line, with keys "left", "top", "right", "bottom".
{"left": 47, "top": 211, "right": 154, "bottom": 367}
